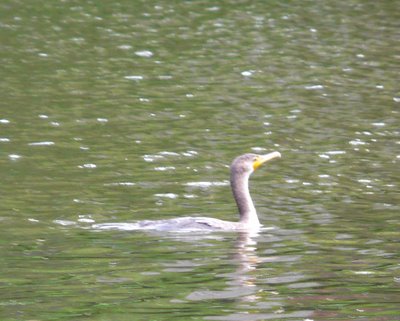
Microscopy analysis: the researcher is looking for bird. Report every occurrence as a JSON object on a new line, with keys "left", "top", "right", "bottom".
{"left": 93, "top": 151, "right": 281, "bottom": 232}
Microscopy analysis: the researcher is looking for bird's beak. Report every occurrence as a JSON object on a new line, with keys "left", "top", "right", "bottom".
{"left": 253, "top": 151, "right": 281, "bottom": 171}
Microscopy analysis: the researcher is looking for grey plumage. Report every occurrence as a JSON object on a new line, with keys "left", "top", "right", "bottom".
{"left": 93, "top": 152, "right": 281, "bottom": 232}
{"left": 230, "top": 154, "right": 259, "bottom": 225}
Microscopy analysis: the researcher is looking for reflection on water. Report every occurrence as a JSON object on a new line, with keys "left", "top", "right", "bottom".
{"left": 1, "top": 0, "right": 399, "bottom": 320}
{"left": 185, "top": 231, "right": 312, "bottom": 321}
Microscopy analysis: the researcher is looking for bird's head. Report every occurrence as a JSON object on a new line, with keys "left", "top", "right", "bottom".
{"left": 231, "top": 151, "right": 281, "bottom": 175}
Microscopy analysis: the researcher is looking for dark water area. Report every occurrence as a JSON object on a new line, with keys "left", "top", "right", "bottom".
{"left": 1, "top": 0, "right": 399, "bottom": 320}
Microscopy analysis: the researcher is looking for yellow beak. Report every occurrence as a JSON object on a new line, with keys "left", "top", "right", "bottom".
{"left": 253, "top": 151, "right": 281, "bottom": 171}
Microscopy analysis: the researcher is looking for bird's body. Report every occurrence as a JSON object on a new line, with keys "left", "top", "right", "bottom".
{"left": 93, "top": 151, "right": 281, "bottom": 232}
{"left": 128, "top": 216, "right": 241, "bottom": 231}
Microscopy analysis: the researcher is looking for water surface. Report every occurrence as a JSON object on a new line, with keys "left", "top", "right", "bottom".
{"left": 1, "top": 0, "right": 399, "bottom": 320}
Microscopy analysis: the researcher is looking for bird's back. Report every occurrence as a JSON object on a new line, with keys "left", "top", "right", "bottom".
{"left": 135, "top": 216, "right": 241, "bottom": 231}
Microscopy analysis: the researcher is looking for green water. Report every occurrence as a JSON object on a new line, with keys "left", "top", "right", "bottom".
{"left": 1, "top": 0, "right": 399, "bottom": 320}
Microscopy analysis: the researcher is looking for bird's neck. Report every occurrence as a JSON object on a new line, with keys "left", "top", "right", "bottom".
{"left": 230, "top": 171, "right": 260, "bottom": 227}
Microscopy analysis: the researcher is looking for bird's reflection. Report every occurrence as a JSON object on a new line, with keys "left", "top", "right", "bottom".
{"left": 186, "top": 229, "right": 265, "bottom": 302}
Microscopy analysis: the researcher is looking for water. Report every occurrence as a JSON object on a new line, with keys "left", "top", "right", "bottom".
{"left": 1, "top": 0, "right": 399, "bottom": 320}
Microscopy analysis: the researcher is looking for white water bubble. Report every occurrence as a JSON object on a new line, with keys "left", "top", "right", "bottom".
{"left": 183, "top": 194, "right": 197, "bottom": 199}
{"left": 28, "top": 141, "right": 55, "bottom": 146}
{"left": 143, "top": 154, "right": 164, "bottom": 162}
{"left": 305, "top": 85, "right": 324, "bottom": 90}
{"left": 78, "top": 163, "right": 97, "bottom": 169}
{"left": 154, "top": 193, "right": 178, "bottom": 199}
{"left": 241, "top": 70, "right": 254, "bottom": 77}
{"left": 157, "top": 151, "right": 179, "bottom": 157}
{"left": 54, "top": 220, "right": 76, "bottom": 226}
{"left": 118, "top": 44, "right": 132, "bottom": 50}
{"left": 158, "top": 75, "right": 173, "bottom": 80}
{"left": 9, "top": 154, "right": 21, "bottom": 160}
{"left": 353, "top": 271, "right": 375, "bottom": 275}
{"left": 125, "top": 75, "right": 143, "bottom": 81}
{"left": 349, "top": 139, "right": 367, "bottom": 146}
{"left": 154, "top": 166, "right": 176, "bottom": 171}
{"left": 185, "top": 181, "right": 229, "bottom": 188}
{"left": 135, "top": 50, "right": 153, "bottom": 58}
{"left": 206, "top": 6, "right": 220, "bottom": 11}
{"left": 105, "top": 182, "right": 136, "bottom": 187}
{"left": 78, "top": 217, "right": 95, "bottom": 223}
{"left": 182, "top": 150, "right": 198, "bottom": 157}
{"left": 325, "top": 150, "right": 346, "bottom": 155}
